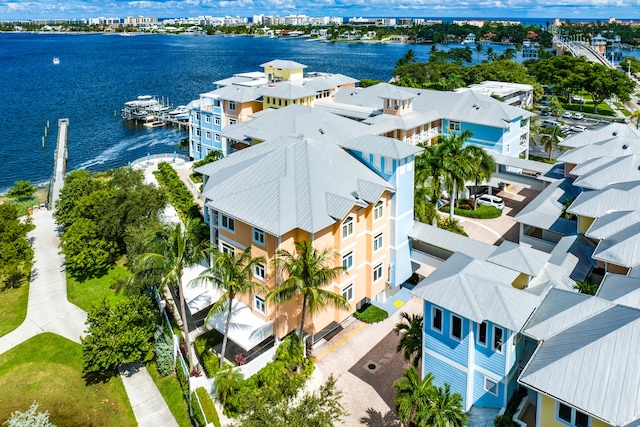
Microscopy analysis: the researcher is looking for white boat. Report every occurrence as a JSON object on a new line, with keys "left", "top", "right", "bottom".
{"left": 143, "top": 120, "right": 165, "bottom": 128}
{"left": 53, "top": 57, "right": 60, "bottom": 65}
{"left": 168, "top": 106, "right": 189, "bottom": 116}
{"left": 121, "top": 95, "right": 166, "bottom": 120}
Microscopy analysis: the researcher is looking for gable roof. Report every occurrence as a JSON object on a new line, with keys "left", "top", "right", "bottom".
{"left": 514, "top": 178, "right": 580, "bottom": 234}
{"left": 557, "top": 135, "right": 640, "bottom": 166}
{"left": 339, "top": 135, "right": 422, "bottom": 160}
{"left": 596, "top": 273, "right": 640, "bottom": 308}
{"left": 560, "top": 122, "right": 640, "bottom": 149}
{"left": 256, "top": 81, "right": 318, "bottom": 100}
{"left": 592, "top": 222, "right": 640, "bottom": 268}
{"left": 487, "top": 241, "right": 550, "bottom": 277}
{"left": 572, "top": 155, "right": 640, "bottom": 190}
{"left": 567, "top": 180, "right": 640, "bottom": 218}
{"left": 409, "top": 221, "right": 497, "bottom": 260}
{"left": 411, "top": 252, "right": 539, "bottom": 331}
{"left": 585, "top": 210, "right": 640, "bottom": 240}
{"left": 206, "top": 84, "right": 262, "bottom": 103}
{"left": 260, "top": 59, "right": 307, "bottom": 69}
{"left": 196, "top": 136, "right": 394, "bottom": 236}
{"left": 519, "top": 304, "right": 640, "bottom": 427}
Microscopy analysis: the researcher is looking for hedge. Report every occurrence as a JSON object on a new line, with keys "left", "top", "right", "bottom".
{"left": 354, "top": 303, "right": 388, "bottom": 324}
{"left": 154, "top": 162, "right": 202, "bottom": 222}
{"left": 191, "top": 387, "right": 221, "bottom": 427}
{"left": 195, "top": 329, "right": 223, "bottom": 378}
{"left": 439, "top": 200, "right": 502, "bottom": 219}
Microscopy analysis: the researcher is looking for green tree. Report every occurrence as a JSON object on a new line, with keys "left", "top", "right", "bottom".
{"left": 394, "top": 312, "right": 423, "bottom": 367}
{"left": 631, "top": 110, "right": 640, "bottom": 130}
{"left": 539, "top": 125, "right": 565, "bottom": 161}
{"left": 81, "top": 295, "right": 155, "bottom": 379}
{"left": 267, "top": 240, "right": 349, "bottom": 348}
{"left": 0, "top": 204, "right": 34, "bottom": 288}
{"left": 475, "top": 43, "right": 483, "bottom": 62}
{"left": 3, "top": 401, "right": 56, "bottom": 427}
{"left": 394, "top": 366, "right": 435, "bottom": 426}
{"left": 213, "top": 366, "right": 244, "bottom": 406}
{"left": 396, "top": 49, "right": 417, "bottom": 68}
{"left": 419, "top": 383, "right": 467, "bottom": 427}
{"left": 574, "top": 279, "right": 599, "bottom": 295}
{"left": 438, "top": 129, "right": 479, "bottom": 221}
{"left": 584, "top": 64, "right": 635, "bottom": 113}
{"left": 133, "top": 219, "right": 210, "bottom": 370}
{"left": 239, "top": 375, "right": 347, "bottom": 427}
{"left": 6, "top": 180, "right": 36, "bottom": 199}
{"left": 195, "top": 246, "right": 266, "bottom": 367}
{"left": 60, "top": 217, "right": 116, "bottom": 277}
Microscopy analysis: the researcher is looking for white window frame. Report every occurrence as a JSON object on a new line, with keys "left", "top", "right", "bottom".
{"left": 205, "top": 131, "right": 211, "bottom": 140}
{"left": 373, "top": 233, "right": 383, "bottom": 252}
{"left": 477, "top": 322, "right": 488, "bottom": 347}
{"left": 196, "top": 143, "right": 201, "bottom": 152}
{"left": 449, "top": 121, "right": 461, "bottom": 132}
{"left": 431, "top": 306, "right": 443, "bottom": 333}
{"left": 342, "top": 216, "right": 354, "bottom": 239}
{"left": 214, "top": 116, "right": 220, "bottom": 126}
{"left": 229, "top": 118, "right": 237, "bottom": 125}
{"left": 342, "top": 251, "right": 354, "bottom": 271}
{"left": 373, "top": 263, "right": 383, "bottom": 282}
{"left": 450, "top": 314, "right": 462, "bottom": 341}
{"left": 196, "top": 128, "right": 201, "bottom": 137}
{"left": 196, "top": 112, "right": 201, "bottom": 120}
{"left": 253, "top": 228, "right": 265, "bottom": 246}
{"left": 342, "top": 283, "right": 354, "bottom": 302}
{"left": 556, "top": 402, "right": 590, "bottom": 427}
{"left": 373, "top": 200, "right": 384, "bottom": 221}
{"left": 254, "top": 295, "right": 266, "bottom": 314}
{"left": 229, "top": 101, "right": 236, "bottom": 110}
{"left": 254, "top": 263, "right": 265, "bottom": 281}
{"left": 220, "top": 242, "right": 235, "bottom": 256}
{"left": 484, "top": 377, "right": 499, "bottom": 396}
{"left": 220, "top": 214, "right": 235, "bottom": 232}
{"left": 492, "top": 325, "right": 503, "bottom": 353}
{"left": 215, "top": 133, "right": 220, "bottom": 142}
{"left": 205, "top": 115, "right": 211, "bottom": 123}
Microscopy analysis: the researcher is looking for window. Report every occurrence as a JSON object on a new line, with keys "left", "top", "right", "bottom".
{"left": 342, "top": 251, "right": 354, "bottom": 271}
{"left": 374, "top": 201, "right": 384, "bottom": 220}
{"left": 254, "top": 263, "right": 265, "bottom": 280}
{"left": 557, "top": 403, "right": 589, "bottom": 427}
{"left": 477, "top": 322, "right": 487, "bottom": 346}
{"left": 253, "top": 228, "right": 265, "bottom": 245}
{"left": 484, "top": 377, "right": 498, "bottom": 396}
{"left": 373, "top": 263, "right": 383, "bottom": 281}
{"left": 206, "top": 131, "right": 211, "bottom": 140}
{"left": 229, "top": 101, "right": 236, "bottom": 110}
{"left": 215, "top": 133, "right": 220, "bottom": 142}
{"left": 493, "top": 326, "right": 503, "bottom": 352}
{"left": 196, "top": 128, "right": 201, "bottom": 137}
{"left": 196, "top": 112, "right": 201, "bottom": 120}
{"left": 196, "top": 143, "right": 201, "bottom": 152}
{"left": 342, "top": 284, "right": 354, "bottom": 302}
{"left": 205, "top": 115, "right": 211, "bottom": 123}
{"left": 451, "top": 314, "right": 462, "bottom": 340}
{"left": 214, "top": 116, "right": 220, "bottom": 125}
{"left": 213, "top": 100, "right": 220, "bottom": 107}
{"left": 342, "top": 217, "right": 354, "bottom": 238}
{"left": 254, "top": 295, "right": 266, "bottom": 314}
{"left": 449, "top": 121, "right": 461, "bottom": 132}
{"left": 220, "top": 242, "right": 235, "bottom": 256}
{"left": 432, "top": 306, "right": 442, "bottom": 332}
{"left": 220, "top": 214, "right": 235, "bottom": 232}
{"left": 373, "top": 233, "right": 383, "bottom": 252}
{"left": 229, "top": 119, "right": 237, "bottom": 125}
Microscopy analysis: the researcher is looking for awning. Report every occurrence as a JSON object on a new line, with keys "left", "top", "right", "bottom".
{"left": 182, "top": 263, "right": 217, "bottom": 315}
{"left": 207, "top": 300, "right": 274, "bottom": 352}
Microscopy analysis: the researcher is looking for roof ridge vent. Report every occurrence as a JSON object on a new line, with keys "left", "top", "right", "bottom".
{"left": 623, "top": 144, "right": 628, "bottom": 149}
{"left": 613, "top": 132, "right": 618, "bottom": 136}
{"left": 351, "top": 191, "right": 359, "bottom": 200}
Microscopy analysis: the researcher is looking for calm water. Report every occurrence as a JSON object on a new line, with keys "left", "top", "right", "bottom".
{"left": 1, "top": 32, "right": 627, "bottom": 192}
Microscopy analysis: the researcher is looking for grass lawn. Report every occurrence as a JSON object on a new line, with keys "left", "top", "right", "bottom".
{"left": 147, "top": 361, "right": 192, "bottom": 427}
{"left": 562, "top": 101, "right": 615, "bottom": 116}
{"left": 0, "top": 283, "right": 29, "bottom": 338}
{"left": 0, "top": 333, "right": 136, "bottom": 426}
{"left": 67, "top": 263, "right": 130, "bottom": 312}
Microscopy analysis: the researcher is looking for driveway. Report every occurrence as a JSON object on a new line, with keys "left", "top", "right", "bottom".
{"left": 313, "top": 296, "right": 423, "bottom": 426}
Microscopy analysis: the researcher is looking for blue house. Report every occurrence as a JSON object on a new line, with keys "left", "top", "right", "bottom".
{"left": 411, "top": 252, "right": 539, "bottom": 413}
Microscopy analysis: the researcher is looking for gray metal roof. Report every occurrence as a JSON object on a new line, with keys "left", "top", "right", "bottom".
{"left": 487, "top": 241, "right": 550, "bottom": 277}
{"left": 491, "top": 153, "right": 554, "bottom": 174}
{"left": 514, "top": 178, "right": 580, "bottom": 233}
{"left": 302, "top": 73, "right": 358, "bottom": 92}
{"left": 560, "top": 122, "right": 640, "bottom": 149}
{"left": 409, "top": 221, "right": 497, "bottom": 260}
{"left": 207, "top": 84, "right": 262, "bottom": 103}
{"left": 260, "top": 59, "right": 307, "bottom": 69}
{"left": 339, "top": 134, "right": 422, "bottom": 160}
{"left": 519, "top": 304, "right": 640, "bottom": 427}
{"left": 374, "top": 83, "right": 417, "bottom": 101}
{"left": 314, "top": 100, "right": 378, "bottom": 120}
{"left": 411, "top": 252, "right": 539, "bottom": 331}
{"left": 523, "top": 288, "right": 613, "bottom": 341}
{"left": 197, "top": 136, "right": 394, "bottom": 236}
{"left": 596, "top": 273, "right": 640, "bottom": 308}
{"left": 592, "top": 222, "right": 640, "bottom": 268}
{"left": 363, "top": 110, "right": 441, "bottom": 132}
{"left": 557, "top": 135, "right": 640, "bottom": 166}
{"left": 221, "top": 104, "right": 372, "bottom": 144}
{"left": 567, "top": 180, "right": 640, "bottom": 218}
{"left": 573, "top": 155, "right": 640, "bottom": 190}
{"left": 585, "top": 210, "right": 640, "bottom": 240}
{"left": 256, "top": 81, "right": 318, "bottom": 100}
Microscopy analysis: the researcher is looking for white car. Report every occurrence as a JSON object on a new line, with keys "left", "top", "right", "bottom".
{"left": 476, "top": 194, "right": 505, "bottom": 210}
{"left": 571, "top": 125, "right": 586, "bottom": 133}
{"left": 562, "top": 112, "right": 573, "bottom": 119}
{"left": 572, "top": 113, "right": 585, "bottom": 120}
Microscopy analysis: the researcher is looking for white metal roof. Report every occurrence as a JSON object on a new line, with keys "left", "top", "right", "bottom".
{"left": 567, "top": 180, "right": 640, "bottom": 218}
{"left": 207, "top": 299, "right": 274, "bottom": 352}
{"left": 339, "top": 134, "right": 422, "bottom": 159}
{"left": 596, "top": 273, "right": 640, "bottom": 308}
{"left": 260, "top": 59, "right": 307, "bottom": 69}
{"left": 514, "top": 178, "right": 580, "bottom": 233}
{"left": 491, "top": 153, "right": 554, "bottom": 174}
{"left": 557, "top": 135, "right": 640, "bottom": 166}
{"left": 592, "top": 222, "right": 640, "bottom": 268}
{"left": 487, "top": 241, "right": 550, "bottom": 277}
{"left": 411, "top": 252, "right": 539, "bottom": 331}
{"left": 256, "top": 81, "right": 317, "bottom": 100}
{"left": 585, "top": 210, "right": 640, "bottom": 240}
{"left": 573, "top": 155, "right": 640, "bottom": 190}
{"left": 409, "top": 221, "right": 497, "bottom": 260}
{"left": 560, "top": 122, "right": 640, "bottom": 149}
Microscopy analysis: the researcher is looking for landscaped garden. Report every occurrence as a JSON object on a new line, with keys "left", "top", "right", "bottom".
{"left": 0, "top": 333, "right": 136, "bottom": 426}
{"left": 439, "top": 199, "right": 502, "bottom": 219}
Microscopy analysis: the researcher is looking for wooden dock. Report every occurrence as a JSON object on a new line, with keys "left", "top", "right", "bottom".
{"left": 49, "top": 118, "right": 69, "bottom": 210}
{"left": 159, "top": 116, "right": 189, "bottom": 131}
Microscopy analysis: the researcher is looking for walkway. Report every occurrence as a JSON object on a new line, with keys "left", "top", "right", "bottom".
{"left": 50, "top": 118, "right": 68, "bottom": 210}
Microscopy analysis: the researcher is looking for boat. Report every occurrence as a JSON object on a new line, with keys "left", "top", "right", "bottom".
{"left": 168, "top": 106, "right": 189, "bottom": 116}
{"left": 121, "top": 95, "right": 166, "bottom": 120}
{"left": 53, "top": 57, "right": 60, "bottom": 65}
{"left": 143, "top": 120, "right": 165, "bottom": 128}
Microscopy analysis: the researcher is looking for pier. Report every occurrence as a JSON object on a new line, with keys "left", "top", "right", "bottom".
{"left": 49, "top": 118, "right": 68, "bottom": 210}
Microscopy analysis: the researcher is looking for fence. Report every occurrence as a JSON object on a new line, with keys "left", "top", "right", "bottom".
{"left": 130, "top": 153, "right": 190, "bottom": 169}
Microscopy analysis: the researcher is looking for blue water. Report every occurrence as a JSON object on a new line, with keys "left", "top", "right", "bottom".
{"left": 1, "top": 32, "right": 633, "bottom": 192}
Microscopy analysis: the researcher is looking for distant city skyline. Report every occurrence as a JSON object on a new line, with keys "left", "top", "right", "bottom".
{"left": 1, "top": 0, "right": 640, "bottom": 21}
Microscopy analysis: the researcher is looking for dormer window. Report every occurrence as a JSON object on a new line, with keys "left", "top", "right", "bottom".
{"left": 342, "top": 217, "right": 354, "bottom": 238}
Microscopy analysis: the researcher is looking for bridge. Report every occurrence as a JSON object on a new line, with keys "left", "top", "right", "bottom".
{"left": 49, "top": 118, "right": 69, "bottom": 209}
{"left": 553, "top": 37, "right": 616, "bottom": 69}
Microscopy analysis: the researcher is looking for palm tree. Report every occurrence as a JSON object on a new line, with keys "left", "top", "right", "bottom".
{"left": 415, "top": 143, "right": 448, "bottom": 225}
{"left": 631, "top": 109, "right": 640, "bottom": 130}
{"left": 437, "top": 129, "right": 478, "bottom": 221}
{"left": 266, "top": 240, "right": 349, "bottom": 348}
{"left": 396, "top": 49, "right": 416, "bottom": 67}
{"left": 418, "top": 383, "right": 467, "bottom": 427}
{"left": 486, "top": 47, "right": 497, "bottom": 62}
{"left": 134, "top": 218, "right": 210, "bottom": 369}
{"left": 394, "top": 366, "right": 435, "bottom": 426}
{"left": 500, "top": 48, "right": 516, "bottom": 61}
{"left": 195, "top": 246, "right": 266, "bottom": 367}
{"left": 394, "top": 313, "right": 423, "bottom": 367}
{"left": 539, "top": 125, "right": 566, "bottom": 161}
{"left": 475, "top": 43, "right": 483, "bottom": 63}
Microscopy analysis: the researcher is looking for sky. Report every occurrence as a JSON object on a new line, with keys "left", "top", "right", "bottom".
{"left": 1, "top": 0, "right": 640, "bottom": 21}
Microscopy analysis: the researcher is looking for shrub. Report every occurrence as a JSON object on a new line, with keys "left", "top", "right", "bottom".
{"left": 354, "top": 303, "right": 388, "bottom": 324}
{"left": 191, "top": 387, "right": 221, "bottom": 427}
{"left": 214, "top": 366, "right": 244, "bottom": 406}
{"left": 195, "top": 329, "right": 224, "bottom": 377}
{"left": 154, "top": 162, "right": 203, "bottom": 224}
{"left": 235, "top": 353, "right": 246, "bottom": 366}
{"left": 190, "top": 365, "right": 203, "bottom": 377}
{"left": 154, "top": 327, "right": 175, "bottom": 377}
{"left": 438, "top": 218, "right": 468, "bottom": 236}
{"left": 176, "top": 361, "right": 189, "bottom": 399}
{"left": 4, "top": 401, "right": 56, "bottom": 427}
{"left": 439, "top": 200, "right": 502, "bottom": 219}
{"left": 494, "top": 414, "right": 517, "bottom": 427}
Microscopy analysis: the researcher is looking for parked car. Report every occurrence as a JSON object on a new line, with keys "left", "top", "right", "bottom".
{"left": 572, "top": 113, "right": 585, "bottom": 120}
{"left": 571, "top": 125, "right": 586, "bottom": 133}
{"left": 540, "top": 110, "right": 549, "bottom": 116}
{"left": 562, "top": 112, "right": 573, "bottom": 119}
{"left": 539, "top": 100, "right": 551, "bottom": 106}
{"left": 476, "top": 194, "right": 505, "bottom": 210}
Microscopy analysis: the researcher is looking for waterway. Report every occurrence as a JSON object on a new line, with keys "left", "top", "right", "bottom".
{"left": 0, "top": 32, "right": 637, "bottom": 192}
